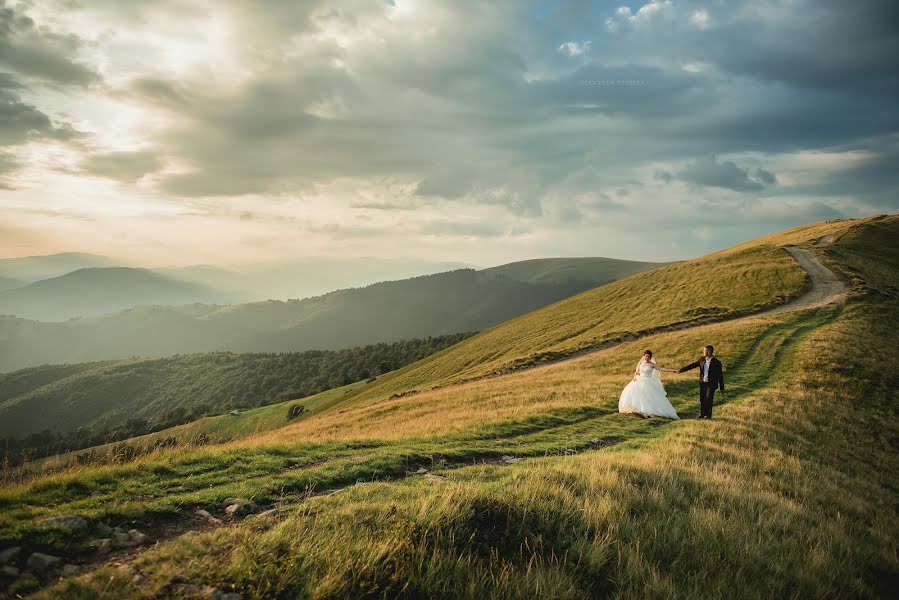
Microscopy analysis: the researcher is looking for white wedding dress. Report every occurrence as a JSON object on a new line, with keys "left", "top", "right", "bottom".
{"left": 618, "top": 361, "right": 680, "bottom": 419}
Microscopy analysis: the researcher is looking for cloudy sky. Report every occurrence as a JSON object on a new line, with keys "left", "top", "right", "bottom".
{"left": 0, "top": 0, "right": 897, "bottom": 266}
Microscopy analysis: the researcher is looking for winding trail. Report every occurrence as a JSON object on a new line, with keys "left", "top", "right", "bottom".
{"left": 480, "top": 244, "right": 850, "bottom": 380}
{"left": 765, "top": 246, "right": 848, "bottom": 314}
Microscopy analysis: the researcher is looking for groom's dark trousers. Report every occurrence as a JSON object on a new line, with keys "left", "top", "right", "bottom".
{"left": 679, "top": 356, "right": 724, "bottom": 418}
{"left": 699, "top": 383, "right": 716, "bottom": 418}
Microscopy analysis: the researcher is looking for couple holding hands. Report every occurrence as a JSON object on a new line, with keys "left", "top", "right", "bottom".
{"left": 618, "top": 345, "right": 724, "bottom": 420}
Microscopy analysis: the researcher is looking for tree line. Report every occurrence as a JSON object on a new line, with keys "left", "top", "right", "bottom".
{"left": 0, "top": 332, "right": 474, "bottom": 465}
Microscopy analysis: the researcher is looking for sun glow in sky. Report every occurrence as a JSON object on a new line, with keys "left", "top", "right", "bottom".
{"left": 1, "top": 0, "right": 896, "bottom": 266}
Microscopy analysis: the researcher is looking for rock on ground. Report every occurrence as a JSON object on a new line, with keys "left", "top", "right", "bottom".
{"left": 196, "top": 508, "right": 224, "bottom": 524}
{"left": 0, "top": 546, "right": 20, "bottom": 564}
{"left": 26, "top": 552, "right": 60, "bottom": 572}
{"left": 90, "top": 538, "right": 113, "bottom": 554}
{"left": 128, "top": 529, "right": 150, "bottom": 544}
{"left": 222, "top": 498, "right": 258, "bottom": 516}
{"left": 38, "top": 515, "right": 88, "bottom": 531}
{"left": 248, "top": 508, "right": 282, "bottom": 520}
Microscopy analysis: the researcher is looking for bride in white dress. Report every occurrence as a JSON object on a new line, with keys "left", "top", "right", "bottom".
{"left": 618, "top": 350, "right": 680, "bottom": 419}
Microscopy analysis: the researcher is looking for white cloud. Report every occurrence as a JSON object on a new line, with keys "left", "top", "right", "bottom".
{"left": 689, "top": 9, "right": 711, "bottom": 29}
{"left": 605, "top": 1, "right": 674, "bottom": 32}
{"left": 558, "top": 41, "right": 591, "bottom": 57}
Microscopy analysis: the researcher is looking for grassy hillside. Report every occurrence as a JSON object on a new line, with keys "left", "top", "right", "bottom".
{"left": 481, "top": 256, "right": 662, "bottom": 284}
{"left": 0, "top": 334, "right": 472, "bottom": 459}
{"left": 0, "top": 257, "right": 659, "bottom": 372}
{"left": 19, "top": 381, "right": 371, "bottom": 478}
{"left": 326, "top": 239, "right": 817, "bottom": 410}
{"left": 1, "top": 215, "right": 895, "bottom": 598}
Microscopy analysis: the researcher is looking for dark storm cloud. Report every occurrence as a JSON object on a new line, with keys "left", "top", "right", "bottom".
{"left": 126, "top": 76, "right": 196, "bottom": 110}
{"left": 0, "top": 149, "right": 17, "bottom": 173}
{"left": 703, "top": 0, "right": 899, "bottom": 93}
{"left": 0, "top": 0, "right": 99, "bottom": 86}
{"left": 676, "top": 156, "right": 776, "bottom": 193}
{"left": 0, "top": 149, "right": 17, "bottom": 188}
{"left": 0, "top": 2, "right": 90, "bottom": 183}
{"left": 0, "top": 74, "right": 79, "bottom": 146}
{"left": 78, "top": 150, "right": 165, "bottom": 183}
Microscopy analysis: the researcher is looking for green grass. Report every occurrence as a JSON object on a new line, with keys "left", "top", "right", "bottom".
{"left": 24, "top": 380, "right": 369, "bottom": 474}
{"left": 2, "top": 215, "right": 896, "bottom": 598}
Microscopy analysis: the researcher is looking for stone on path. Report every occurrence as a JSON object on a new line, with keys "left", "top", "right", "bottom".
{"left": 249, "top": 508, "right": 282, "bottom": 520}
{"left": 195, "top": 509, "right": 223, "bottom": 524}
{"left": 2, "top": 565, "right": 19, "bottom": 577}
{"left": 112, "top": 529, "right": 136, "bottom": 547}
{"left": 62, "top": 564, "right": 79, "bottom": 576}
{"left": 38, "top": 515, "right": 88, "bottom": 531}
{"left": 129, "top": 529, "right": 150, "bottom": 545}
{"left": 26, "top": 552, "right": 60, "bottom": 572}
{"left": 90, "top": 538, "right": 113, "bottom": 554}
{"left": 414, "top": 467, "right": 428, "bottom": 474}
{"left": 221, "top": 498, "right": 257, "bottom": 510}
{"left": 0, "top": 546, "right": 20, "bottom": 564}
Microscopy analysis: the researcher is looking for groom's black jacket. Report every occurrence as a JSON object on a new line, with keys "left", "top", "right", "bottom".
{"left": 679, "top": 356, "right": 725, "bottom": 391}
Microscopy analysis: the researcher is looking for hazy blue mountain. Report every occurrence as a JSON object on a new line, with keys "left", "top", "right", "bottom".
{"left": 0, "top": 267, "right": 237, "bottom": 321}
{"left": 0, "top": 252, "right": 119, "bottom": 282}
{"left": 152, "top": 264, "right": 258, "bottom": 300}
{"left": 0, "top": 275, "right": 25, "bottom": 292}
{"left": 0, "top": 257, "right": 663, "bottom": 371}
{"left": 177, "top": 257, "right": 475, "bottom": 301}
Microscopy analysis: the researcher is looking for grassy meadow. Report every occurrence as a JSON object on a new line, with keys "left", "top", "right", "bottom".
{"left": 0, "top": 215, "right": 896, "bottom": 598}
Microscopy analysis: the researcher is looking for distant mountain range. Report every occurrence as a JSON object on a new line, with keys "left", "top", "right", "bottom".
{"left": 0, "top": 252, "right": 119, "bottom": 282}
{"left": 0, "top": 253, "right": 474, "bottom": 315}
{"left": 0, "top": 275, "right": 25, "bottom": 292}
{"left": 0, "top": 267, "right": 245, "bottom": 321}
{"left": 0, "top": 257, "right": 663, "bottom": 371}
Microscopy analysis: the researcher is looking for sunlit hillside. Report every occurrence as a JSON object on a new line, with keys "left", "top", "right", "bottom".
{"left": 310, "top": 220, "right": 852, "bottom": 412}
{"left": 0, "top": 215, "right": 896, "bottom": 599}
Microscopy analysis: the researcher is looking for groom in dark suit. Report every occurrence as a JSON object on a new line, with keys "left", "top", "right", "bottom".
{"left": 678, "top": 345, "right": 725, "bottom": 419}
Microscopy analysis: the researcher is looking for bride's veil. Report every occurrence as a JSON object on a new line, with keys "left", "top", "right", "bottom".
{"left": 651, "top": 359, "right": 663, "bottom": 381}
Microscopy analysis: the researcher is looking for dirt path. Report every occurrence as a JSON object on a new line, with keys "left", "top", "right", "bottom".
{"left": 473, "top": 244, "right": 850, "bottom": 381}
{"left": 764, "top": 246, "right": 848, "bottom": 314}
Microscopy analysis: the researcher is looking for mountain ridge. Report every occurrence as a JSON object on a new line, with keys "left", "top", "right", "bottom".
{"left": 0, "top": 256, "right": 662, "bottom": 371}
